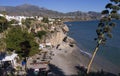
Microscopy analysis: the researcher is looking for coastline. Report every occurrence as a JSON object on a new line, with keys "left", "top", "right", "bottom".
{"left": 63, "top": 19, "right": 100, "bottom": 23}
{"left": 32, "top": 22, "right": 120, "bottom": 75}
{"left": 48, "top": 36, "right": 120, "bottom": 75}
{"left": 47, "top": 22, "right": 120, "bottom": 75}
{"left": 65, "top": 20, "right": 120, "bottom": 72}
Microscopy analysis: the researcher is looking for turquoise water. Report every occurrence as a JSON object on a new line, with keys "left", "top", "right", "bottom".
{"left": 65, "top": 20, "right": 120, "bottom": 68}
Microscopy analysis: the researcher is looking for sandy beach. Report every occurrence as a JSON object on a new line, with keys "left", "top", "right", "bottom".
{"left": 49, "top": 41, "right": 120, "bottom": 76}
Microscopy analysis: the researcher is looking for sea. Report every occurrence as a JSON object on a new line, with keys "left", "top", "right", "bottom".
{"left": 65, "top": 20, "right": 120, "bottom": 68}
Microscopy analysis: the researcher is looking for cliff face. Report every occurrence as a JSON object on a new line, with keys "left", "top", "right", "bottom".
{"left": 46, "top": 24, "right": 69, "bottom": 46}
{"left": 46, "top": 30, "right": 66, "bottom": 46}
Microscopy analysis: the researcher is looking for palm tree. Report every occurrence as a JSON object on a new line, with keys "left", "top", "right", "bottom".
{"left": 87, "top": 0, "right": 120, "bottom": 74}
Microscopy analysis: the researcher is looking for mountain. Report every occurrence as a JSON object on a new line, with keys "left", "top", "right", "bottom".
{"left": 0, "top": 4, "right": 65, "bottom": 17}
{"left": 0, "top": 4, "right": 101, "bottom": 20}
{"left": 65, "top": 11, "right": 101, "bottom": 20}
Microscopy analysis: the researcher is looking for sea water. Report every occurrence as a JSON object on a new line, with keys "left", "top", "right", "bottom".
{"left": 65, "top": 20, "right": 120, "bottom": 68}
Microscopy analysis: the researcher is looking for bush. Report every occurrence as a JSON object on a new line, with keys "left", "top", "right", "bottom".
{"left": 36, "top": 30, "right": 47, "bottom": 39}
{"left": 42, "top": 17, "right": 49, "bottom": 23}
{"left": 5, "top": 27, "right": 39, "bottom": 57}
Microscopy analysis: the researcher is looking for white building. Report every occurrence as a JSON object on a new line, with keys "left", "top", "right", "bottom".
{"left": 0, "top": 53, "right": 18, "bottom": 68}
{"left": 39, "top": 44, "right": 45, "bottom": 49}
{"left": 5, "top": 15, "right": 27, "bottom": 25}
{"left": 48, "top": 18, "right": 55, "bottom": 22}
{"left": 0, "top": 14, "right": 4, "bottom": 17}
{"left": 38, "top": 17, "right": 43, "bottom": 21}
{"left": 0, "top": 13, "right": 43, "bottom": 25}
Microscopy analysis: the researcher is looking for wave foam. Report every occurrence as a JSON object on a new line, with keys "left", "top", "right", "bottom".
{"left": 80, "top": 49, "right": 92, "bottom": 57}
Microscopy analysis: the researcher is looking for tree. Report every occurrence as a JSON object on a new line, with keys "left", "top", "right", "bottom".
{"left": 36, "top": 30, "right": 47, "bottom": 39}
{"left": 5, "top": 26, "right": 39, "bottom": 57}
{"left": 1, "top": 11, "right": 7, "bottom": 17}
{"left": 9, "top": 19, "right": 19, "bottom": 24}
{"left": 87, "top": 0, "right": 120, "bottom": 74}
{"left": 0, "top": 16, "right": 10, "bottom": 52}
{"left": 42, "top": 17, "right": 49, "bottom": 23}
{"left": 0, "top": 16, "right": 9, "bottom": 33}
{"left": 22, "top": 18, "right": 36, "bottom": 28}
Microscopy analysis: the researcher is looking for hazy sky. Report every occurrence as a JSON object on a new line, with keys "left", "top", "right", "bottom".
{"left": 0, "top": 0, "right": 110, "bottom": 13}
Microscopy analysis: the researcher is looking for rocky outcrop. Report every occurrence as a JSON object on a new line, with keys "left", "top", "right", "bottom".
{"left": 45, "top": 24, "right": 69, "bottom": 47}
{"left": 63, "top": 36, "right": 76, "bottom": 44}
{"left": 61, "top": 24, "right": 69, "bottom": 32}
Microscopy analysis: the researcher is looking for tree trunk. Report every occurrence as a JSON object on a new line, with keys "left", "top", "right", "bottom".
{"left": 87, "top": 39, "right": 102, "bottom": 74}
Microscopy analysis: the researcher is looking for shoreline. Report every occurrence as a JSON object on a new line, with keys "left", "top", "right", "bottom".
{"left": 74, "top": 38, "right": 120, "bottom": 74}
{"left": 77, "top": 44, "right": 120, "bottom": 74}
{"left": 78, "top": 45, "right": 120, "bottom": 74}
{"left": 37, "top": 22, "right": 120, "bottom": 75}
{"left": 49, "top": 36, "right": 120, "bottom": 75}
{"left": 63, "top": 19, "right": 100, "bottom": 23}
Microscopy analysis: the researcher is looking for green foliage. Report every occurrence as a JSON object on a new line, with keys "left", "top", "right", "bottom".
{"left": 0, "top": 16, "right": 9, "bottom": 33}
{"left": 87, "top": 0, "right": 120, "bottom": 74}
{"left": 22, "top": 18, "right": 36, "bottom": 28}
{"left": 5, "top": 26, "right": 39, "bottom": 57}
{"left": 110, "top": 0, "right": 120, "bottom": 4}
{"left": 0, "top": 16, "right": 7, "bottom": 23}
{"left": 101, "top": 10, "right": 109, "bottom": 14}
{"left": 105, "top": 3, "right": 113, "bottom": 9}
{"left": 95, "top": 0, "right": 120, "bottom": 44}
{"left": 9, "top": 19, "right": 19, "bottom": 24}
{"left": 0, "top": 38, "right": 6, "bottom": 52}
{"left": 6, "top": 27, "right": 24, "bottom": 51}
{"left": 1, "top": 11, "right": 7, "bottom": 16}
{"left": 42, "top": 17, "right": 49, "bottom": 23}
{"left": 36, "top": 30, "right": 47, "bottom": 39}
{"left": 109, "top": 22, "right": 116, "bottom": 27}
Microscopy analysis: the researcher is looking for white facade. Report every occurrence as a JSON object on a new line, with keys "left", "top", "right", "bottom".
{"left": 5, "top": 15, "right": 43, "bottom": 25}
{"left": 39, "top": 44, "right": 45, "bottom": 49}
{"left": 38, "top": 17, "right": 43, "bottom": 21}
{"left": 48, "top": 18, "right": 55, "bottom": 22}
{"left": 0, "top": 14, "right": 4, "bottom": 17}
{"left": 0, "top": 53, "right": 18, "bottom": 68}
{"left": 0, "top": 13, "right": 55, "bottom": 25}
{"left": 5, "top": 15, "right": 27, "bottom": 25}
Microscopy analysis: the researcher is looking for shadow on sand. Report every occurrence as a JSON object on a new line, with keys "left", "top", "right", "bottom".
{"left": 48, "top": 64, "right": 65, "bottom": 76}
{"left": 26, "top": 64, "right": 65, "bottom": 76}
{"left": 75, "top": 65, "right": 120, "bottom": 76}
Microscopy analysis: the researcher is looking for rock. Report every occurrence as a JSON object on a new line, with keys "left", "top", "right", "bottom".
{"left": 62, "top": 24, "right": 69, "bottom": 32}
{"left": 46, "top": 29, "right": 66, "bottom": 46}
{"left": 57, "top": 42, "right": 69, "bottom": 50}
{"left": 64, "top": 36, "right": 76, "bottom": 44}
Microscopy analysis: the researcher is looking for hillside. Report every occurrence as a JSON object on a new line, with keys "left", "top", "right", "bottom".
{"left": 0, "top": 4, "right": 101, "bottom": 20}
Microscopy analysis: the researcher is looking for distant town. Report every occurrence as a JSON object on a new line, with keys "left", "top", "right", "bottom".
{"left": 0, "top": 13, "right": 56, "bottom": 25}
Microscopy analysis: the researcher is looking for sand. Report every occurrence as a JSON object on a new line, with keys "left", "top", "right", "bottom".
{"left": 49, "top": 42, "right": 120, "bottom": 76}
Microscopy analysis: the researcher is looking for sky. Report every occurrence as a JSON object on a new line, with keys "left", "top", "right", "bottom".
{"left": 0, "top": 0, "right": 110, "bottom": 13}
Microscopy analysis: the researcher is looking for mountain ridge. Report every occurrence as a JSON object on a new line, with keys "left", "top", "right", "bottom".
{"left": 0, "top": 4, "right": 101, "bottom": 20}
